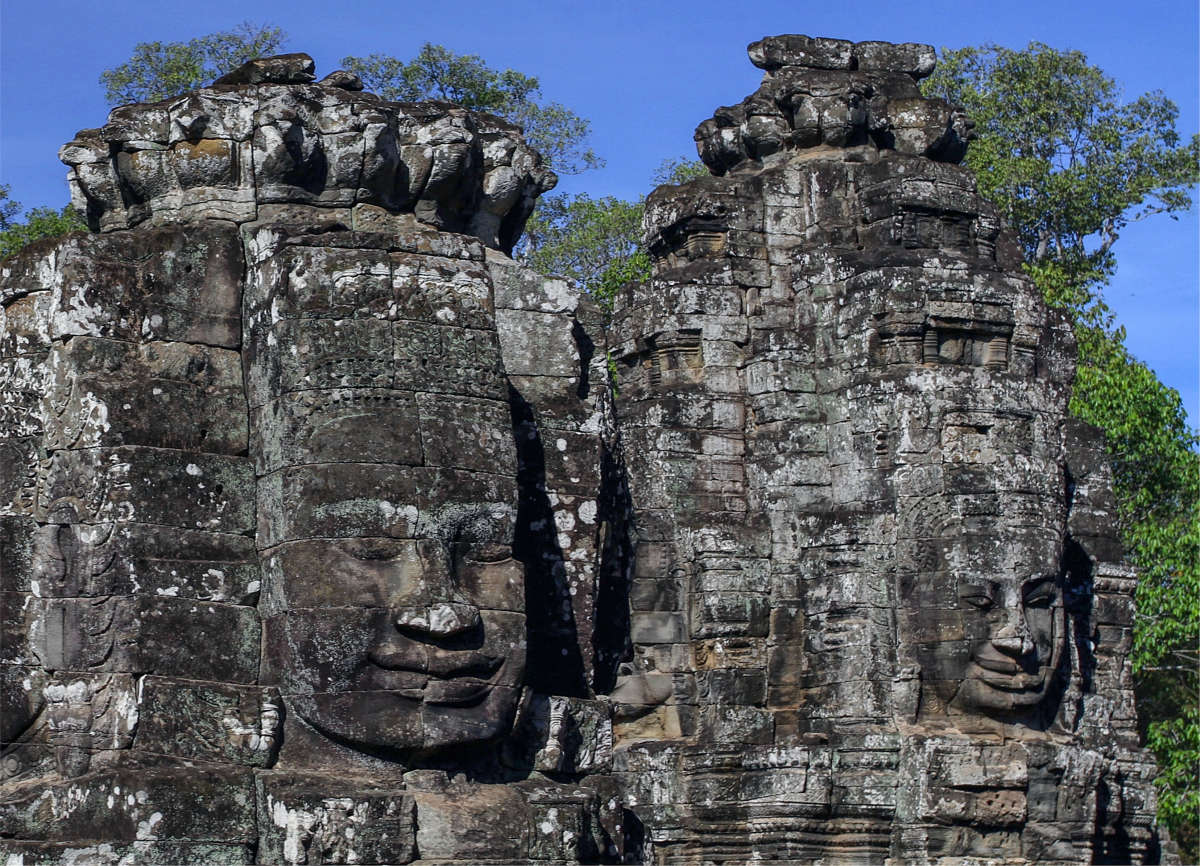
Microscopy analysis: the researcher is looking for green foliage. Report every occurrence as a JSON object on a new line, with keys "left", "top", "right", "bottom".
{"left": 0, "top": 185, "right": 20, "bottom": 231}
{"left": 520, "top": 193, "right": 645, "bottom": 306}
{"left": 1068, "top": 318, "right": 1200, "bottom": 856}
{"left": 1022, "top": 258, "right": 1115, "bottom": 335}
{"left": 342, "top": 44, "right": 600, "bottom": 175}
{"left": 596, "top": 251, "right": 653, "bottom": 307}
{"left": 518, "top": 157, "right": 707, "bottom": 307}
{"left": 924, "top": 42, "right": 1199, "bottom": 280}
{"left": 100, "top": 23, "right": 286, "bottom": 106}
{"left": 1145, "top": 707, "right": 1200, "bottom": 856}
{"left": 0, "top": 189, "right": 86, "bottom": 261}
{"left": 935, "top": 43, "right": 1200, "bottom": 856}
{"left": 653, "top": 156, "right": 709, "bottom": 186}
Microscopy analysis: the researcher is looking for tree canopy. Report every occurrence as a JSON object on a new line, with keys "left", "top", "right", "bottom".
{"left": 100, "top": 22, "right": 286, "bottom": 106}
{"left": 1072, "top": 319, "right": 1199, "bottom": 857}
{"left": 0, "top": 186, "right": 85, "bottom": 262}
{"left": 342, "top": 44, "right": 601, "bottom": 175}
{"left": 518, "top": 158, "right": 707, "bottom": 306}
{"left": 0, "top": 185, "right": 20, "bottom": 231}
{"left": 924, "top": 42, "right": 1199, "bottom": 300}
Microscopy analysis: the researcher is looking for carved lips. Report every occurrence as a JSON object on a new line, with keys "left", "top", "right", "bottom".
{"left": 364, "top": 644, "right": 507, "bottom": 706}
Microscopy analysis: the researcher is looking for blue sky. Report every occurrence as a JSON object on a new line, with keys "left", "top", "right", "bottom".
{"left": 2, "top": 0, "right": 1196, "bottom": 424}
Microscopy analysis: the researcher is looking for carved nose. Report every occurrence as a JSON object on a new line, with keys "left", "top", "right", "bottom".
{"left": 393, "top": 602, "right": 480, "bottom": 637}
{"left": 992, "top": 619, "right": 1034, "bottom": 657}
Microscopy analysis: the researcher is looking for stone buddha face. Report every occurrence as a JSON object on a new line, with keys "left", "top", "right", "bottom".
{"left": 266, "top": 499, "right": 526, "bottom": 758}
{"left": 249, "top": 242, "right": 528, "bottom": 759}
{"left": 244, "top": 213, "right": 529, "bottom": 760}
{"left": 913, "top": 530, "right": 1066, "bottom": 717}
{"left": 952, "top": 570, "right": 1063, "bottom": 714}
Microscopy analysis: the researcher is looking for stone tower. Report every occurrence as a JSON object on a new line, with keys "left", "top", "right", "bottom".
{"left": 1, "top": 53, "right": 625, "bottom": 863}
{"left": 607, "top": 35, "right": 1170, "bottom": 865}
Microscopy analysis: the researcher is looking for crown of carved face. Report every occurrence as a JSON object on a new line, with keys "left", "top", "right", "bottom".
{"left": 694, "top": 35, "right": 975, "bottom": 174}
{"left": 59, "top": 53, "right": 557, "bottom": 253}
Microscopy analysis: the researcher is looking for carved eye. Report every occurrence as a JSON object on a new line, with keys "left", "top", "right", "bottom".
{"left": 447, "top": 512, "right": 512, "bottom": 564}
{"left": 959, "top": 582, "right": 996, "bottom": 610}
{"left": 1024, "top": 582, "right": 1058, "bottom": 609}
{"left": 346, "top": 542, "right": 394, "bottom": 562}
{"left": 461, "top": 542, "right": 512, "bottom": 564}
{"left": 961, "top": 593, "right": 995, "bottom": 611}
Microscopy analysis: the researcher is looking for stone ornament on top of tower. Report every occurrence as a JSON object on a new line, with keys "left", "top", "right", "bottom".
{"left": 59, "top": 53, "right": 557, "bottom": 252}
{"left": 694, "top": 35, "right": 973, "bottom": 176}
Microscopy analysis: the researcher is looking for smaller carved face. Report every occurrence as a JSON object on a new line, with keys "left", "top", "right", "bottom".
{"left": 906, "top": 528, "right": 1066, "bottom": 719}
{"left": 952, "top": 572, "right": 1063, "bottom": 714}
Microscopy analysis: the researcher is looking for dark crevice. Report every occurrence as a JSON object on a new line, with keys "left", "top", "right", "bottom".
{"left": 572, "top": 318, "right": 595, "bottom": 400}
{"left": 591, "top": 442, "right": 635, "bottom": 695}
{"left": 1063, "top": 535, "right": 1097, "bottom": 701}
{"left": 1092, "top": 772, "right": 1138, "bottom": 864}
{"left": 508, "top": 383, "right": 588, "bottom": 697}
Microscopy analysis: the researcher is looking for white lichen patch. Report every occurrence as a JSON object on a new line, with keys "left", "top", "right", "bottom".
{"left": 135, "top": 811, "right": 163, "bottom": 841}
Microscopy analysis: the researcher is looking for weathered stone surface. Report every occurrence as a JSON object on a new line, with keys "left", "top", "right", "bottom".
{"left": 698, "top": 36, "right": 972, "bottom": 176}
{"left": 1, "top": 520, "right": 259, "bottom": 602}
{"left": 256, "top": 774, "right": 416, "bottom": 864}
{"left": 7, "top": 593, "right": 259, "bottom": 682}
{"left": 0, "top": 224, "right": 243, "bottom": 348}
{"left": 135, "top": 678, "right": 281, "bottom": 766}
{"left": 0, "top": 768, "right": 256, "bottom": 842}
{"left": 605, "top": 35, "right": 1170, "bottom": 866}
{"left": 61, "top": 65, "right": 556, "bottom": 253}
{"left": 0, "top": 41, "right": 1173, "bottom": 866}
{"left": 213, "top": 52, "right": 317, "bottom": 87}
{"left": 37, "top": 446, "right": 255, "bottom": 532}
{"left": 40, "top": 337, "right": 246, "bottom": 453}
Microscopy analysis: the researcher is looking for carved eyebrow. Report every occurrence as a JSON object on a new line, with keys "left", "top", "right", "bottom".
{"left": 435, "top": 506, "right": 511, "bottom": 543}
{"left": 1023, "top": 577, "right": 1058, "bottom": 599}
{"left": 339, "top": 538, "right": 402, "bottom": 561}
{"left": 957, "top": 580, "right": 996, "bottom": 597}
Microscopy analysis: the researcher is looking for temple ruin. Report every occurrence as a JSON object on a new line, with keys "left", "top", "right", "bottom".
{"left": 0, "top": 37, "right": 1175, "bottom": 864}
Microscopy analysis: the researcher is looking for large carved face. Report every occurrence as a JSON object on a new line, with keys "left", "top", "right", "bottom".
{"left": 953, "top": 569, "right": 1063, "bottom": 713}
{"left": 858, "top": 253, "right": 1074, "bottom": 722}
{"left": 266, "top": 501, "right": 526, "bottom": 756}
{"left": 250, "top": 236, "right": 527, "bottom": 758}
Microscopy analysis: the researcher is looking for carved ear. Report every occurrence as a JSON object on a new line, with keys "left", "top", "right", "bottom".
{"left": 608, "top": 671, "right": 673, "bottom": 706}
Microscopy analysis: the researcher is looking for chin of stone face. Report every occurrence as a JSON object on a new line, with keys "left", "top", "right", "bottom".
{"left": 0, "top": 39, "right": 1170, "bottom": 866}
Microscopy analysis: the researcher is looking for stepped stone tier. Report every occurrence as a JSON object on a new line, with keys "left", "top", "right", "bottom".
{"left": 0, "top": 38, "right": 1176, "bottom": 865}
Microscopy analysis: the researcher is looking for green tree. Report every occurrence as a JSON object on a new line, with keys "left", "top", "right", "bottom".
{"left": 924, "top": 42, "right": 1199, "bottom": 304}
{"left": 0, "top": 185, "right": 20, "bottom": 231}
{"left": 342, "top": 44, "right": 601, "bottom": 176}
{"left": 0, "top": 184, "right": 20, "bottom": 232}
{"left": 0, "top": 188, "right": 86, "bottom": 262}
{"left": 926, "top": 43, "right": 1200, "bottom": 857}
{"left": 100, "top": 22, "right": 285, "bottom": 106}
{"left": 521, "top": 193, "right": 645, "bottom": 304}
{"left": 1071, "top": 319, "right": 1200, "bottom": 857}
{"left": 520, "top": 157, "right": 707, "bottom": 306}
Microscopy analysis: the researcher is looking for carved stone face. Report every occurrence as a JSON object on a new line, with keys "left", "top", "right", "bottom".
{"left": 952, "top": 570, "right": 1063, "bottom": 713}
{"left": 912, "top": 532, "right": 1065, "bottom": 717}
{"left": 267, "top": 504, "right": 526, "bottom": 755}
{"left": 244, "top": 224, "right": 528, "bottom": 759}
